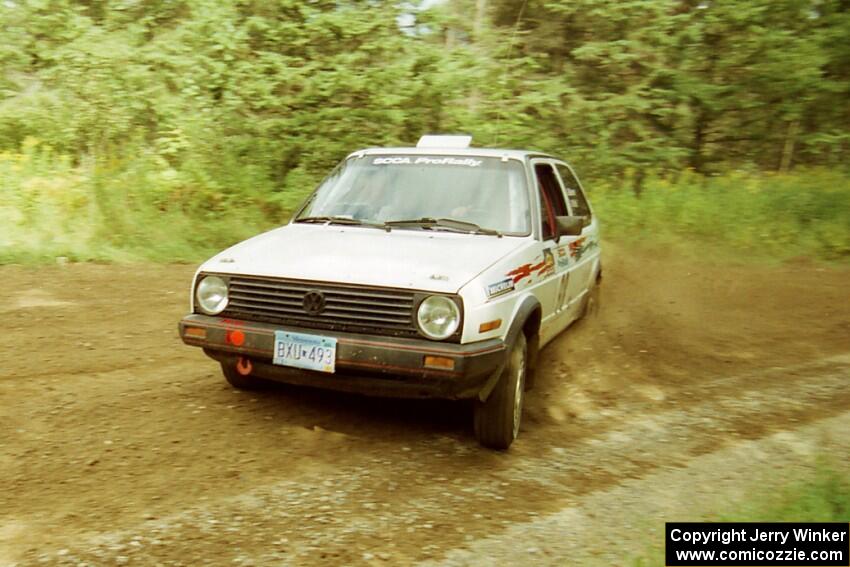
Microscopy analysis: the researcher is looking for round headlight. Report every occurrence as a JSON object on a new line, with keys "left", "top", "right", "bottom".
{"left": 417, "top": 295, "right": 460, "bottom": 340}
{"left": 196, "top": 275, "right": 228, "bottom": 315}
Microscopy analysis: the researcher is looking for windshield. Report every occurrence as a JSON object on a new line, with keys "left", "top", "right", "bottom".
{"left": 296, "top": 155, "right": 531, "bottom": 235}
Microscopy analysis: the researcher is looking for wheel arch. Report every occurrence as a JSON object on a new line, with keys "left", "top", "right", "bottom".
{"left": 478, "top": 294, "right": 541, "bottom": 401}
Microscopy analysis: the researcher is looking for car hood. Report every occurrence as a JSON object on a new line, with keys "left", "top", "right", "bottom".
{"left": 201, "top": 224, "right": 528, "bottom": 293}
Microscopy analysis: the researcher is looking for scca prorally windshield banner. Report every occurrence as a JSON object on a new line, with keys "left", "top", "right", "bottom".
{"left": 372, "top": 156, "right": 483, "bottom": 167}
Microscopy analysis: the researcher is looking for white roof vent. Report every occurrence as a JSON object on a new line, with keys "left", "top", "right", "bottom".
{"left": 416, "top": 135, "right": 472, "bottom": 149}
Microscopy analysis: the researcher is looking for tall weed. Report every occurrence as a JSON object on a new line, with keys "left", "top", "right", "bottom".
{"left": 593, "top": 169, "right": 850, "bottom": 261}
{"left": 0, "top": 141, "right": 281, "bottom": 263}
{"left": 1, "top": 144, "right": 848, "bottom": 264}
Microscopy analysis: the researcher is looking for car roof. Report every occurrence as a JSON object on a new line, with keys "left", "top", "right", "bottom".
{"left": 347, "top": 147, "right": 555, "bottom": 161}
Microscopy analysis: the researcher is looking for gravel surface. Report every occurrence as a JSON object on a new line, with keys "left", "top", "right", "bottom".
{"left": 1, "top": 246, "right": 848, "bottom": 565}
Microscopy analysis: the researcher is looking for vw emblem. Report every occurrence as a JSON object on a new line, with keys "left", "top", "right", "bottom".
{"left": 302, "top": 291, "right": 326, "bottom": 316}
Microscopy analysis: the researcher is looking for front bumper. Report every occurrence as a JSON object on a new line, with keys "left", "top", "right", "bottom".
{"left": 178, "top": 314, "right": 507, "bottom": 399}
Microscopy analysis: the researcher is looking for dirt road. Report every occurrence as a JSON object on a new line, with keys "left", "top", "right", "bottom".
{"left": 1, "top": 246, "right": 849, "bottom": 565}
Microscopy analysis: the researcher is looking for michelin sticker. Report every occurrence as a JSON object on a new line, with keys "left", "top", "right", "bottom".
{"left": 372, "top": 156, "right": 482, "bottom": 167}
{"left": 486, "top": 278, "right": 515, "bottom": 299}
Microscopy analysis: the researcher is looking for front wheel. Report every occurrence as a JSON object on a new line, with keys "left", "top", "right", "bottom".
{"left": 473, "top": 333, "right": 527, "bottom": 450}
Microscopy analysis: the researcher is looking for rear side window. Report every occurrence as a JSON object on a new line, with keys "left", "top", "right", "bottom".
{"left": 556, "top": 164, "right": 591, "bottom": 219}
{"left": 534, "top": 163, "right": 568, "bottom": 241}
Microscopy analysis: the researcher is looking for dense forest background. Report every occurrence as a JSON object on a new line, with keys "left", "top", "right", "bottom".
{"left": 1, "top": 0, "right": 848, "bottom": 261}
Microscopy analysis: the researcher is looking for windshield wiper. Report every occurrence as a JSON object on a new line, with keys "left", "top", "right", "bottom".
{"left": 384, "top": 217, "right": 502, "bottom": 237}
{"left": 295, "top": 216, "right": 386, "bottom": 229}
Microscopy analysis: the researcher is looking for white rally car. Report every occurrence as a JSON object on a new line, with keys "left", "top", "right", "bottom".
{"left": 179, "top": 135, "right": 601, "bottom": 449}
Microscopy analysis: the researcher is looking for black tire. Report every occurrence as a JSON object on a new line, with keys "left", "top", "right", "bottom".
{"left": 473, "top": 333, "right": 527, "bottom": 450}
{"left": 221, "top": 361, "right": 264, "bottom": 390}
{"left": 579, "top": 276, "right": 601, "bottom": 320}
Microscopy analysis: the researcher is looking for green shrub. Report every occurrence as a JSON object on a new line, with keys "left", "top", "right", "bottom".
{"left": 1, "top": 142, "right": 848, "bottom": 264}
{"left": 0, "top": 140, "right": 284, "bottom": 263}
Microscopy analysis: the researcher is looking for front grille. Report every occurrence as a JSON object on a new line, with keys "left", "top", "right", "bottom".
{"left": 219, "top": 275, "right": 421, "bottom": 338}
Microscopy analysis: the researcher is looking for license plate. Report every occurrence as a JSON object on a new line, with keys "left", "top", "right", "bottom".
{"left": 273, "top": 331, "right": 337, "bottom": 373}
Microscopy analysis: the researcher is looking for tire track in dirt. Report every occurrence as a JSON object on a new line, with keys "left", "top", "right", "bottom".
{"left": 7, "top": 354, "right": 847, "bottom": 566}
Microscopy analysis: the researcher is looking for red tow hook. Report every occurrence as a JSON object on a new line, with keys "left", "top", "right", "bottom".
{"left": 236, "top": 357, "right": 253, "bottom": 376}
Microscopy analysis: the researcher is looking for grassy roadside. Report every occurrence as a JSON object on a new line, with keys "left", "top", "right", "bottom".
{"left": 0, "top": 143, "right": 279, "bottom": 264}
{"left": 592, "top": 169, "right": 850, "bottom": 263}
{"left": 2, "top": 144, "right": 849, "bottom": 265}
{"left": 632, "top": 461, "right": 850, "bottom": 566}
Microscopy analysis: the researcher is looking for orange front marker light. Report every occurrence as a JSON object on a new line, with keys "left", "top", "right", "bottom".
{"left": 185, "top": 326, "right": 207, "bottom": 339}
{"left": 424, "top": 356, "right": 455, "bottom": 371}
{"left": 478, "top": 319, "right": 502, "bottom": 333}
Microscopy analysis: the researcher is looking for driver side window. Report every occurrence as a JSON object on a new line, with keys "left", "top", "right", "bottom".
{"left": 534, "top": 163, "right": 568, "bottom": 241}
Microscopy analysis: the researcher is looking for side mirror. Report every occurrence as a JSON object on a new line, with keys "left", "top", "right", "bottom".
{"left": 555, "top": 216, "right": 583, "bottom": 239}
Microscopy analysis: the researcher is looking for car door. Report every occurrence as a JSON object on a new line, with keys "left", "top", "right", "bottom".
{"left": 530, "top": 160, "right": 571, "bottom": 343}
{"left": 554, "top": 162, "right": 600, "bottom": 308}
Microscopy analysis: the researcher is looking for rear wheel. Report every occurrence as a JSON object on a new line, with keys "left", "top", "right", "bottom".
{"left": 221, "top": 361, "right": 264, "bottom": 390}
{"left": 579, "top": 275, "right": 601, "bottom": 319}
{"left": 473, "top": 333, "right": 527, "bottom": 450}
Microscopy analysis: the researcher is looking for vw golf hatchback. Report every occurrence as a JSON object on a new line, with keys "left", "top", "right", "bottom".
{"left": 179, "top": 135, "right": 601, "bottom": 449}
